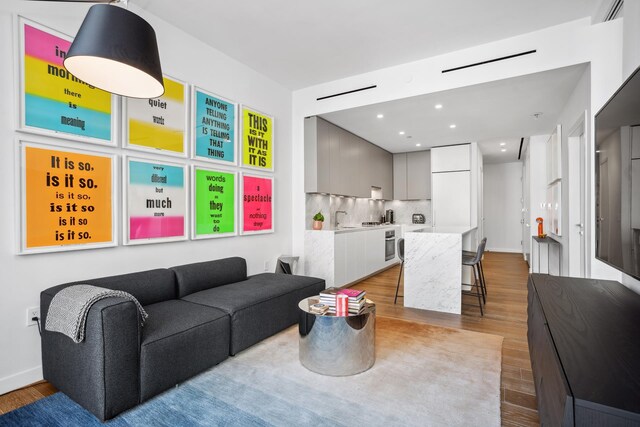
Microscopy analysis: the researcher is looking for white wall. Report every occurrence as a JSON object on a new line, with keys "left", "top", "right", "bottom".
{"left": 0, "top": 1, "right": 293, "bottom": 393}
{"left": 483, "top": 162, "right": 523, "bottom": 252}
{"left": 553, "top": 66, "right": 591, "bottom": 275}
{"left": 623, "top": 1, "right": 640, "bottom": 78}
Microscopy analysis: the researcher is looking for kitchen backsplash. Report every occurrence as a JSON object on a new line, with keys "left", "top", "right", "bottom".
{"left": 305, "top": 194, "right": 431, "bottom": 229}
{"left": 384, "top": 199, "right": 432, "bottom": 225}
{"left": 305, "top": 194, "right": 385, "bottom": 228}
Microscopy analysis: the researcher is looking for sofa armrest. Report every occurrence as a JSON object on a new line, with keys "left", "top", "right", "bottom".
{"left": 41, "top": 289, "right": 141, "bottom": 421}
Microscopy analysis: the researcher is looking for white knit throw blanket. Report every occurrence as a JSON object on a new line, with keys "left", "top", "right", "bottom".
{"left": 45, "top": 284, "right": 148, "bottom": 343}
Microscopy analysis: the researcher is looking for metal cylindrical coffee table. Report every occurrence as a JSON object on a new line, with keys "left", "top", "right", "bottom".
{"left": 298, "top": 297, "right": 375, "bottom": 376}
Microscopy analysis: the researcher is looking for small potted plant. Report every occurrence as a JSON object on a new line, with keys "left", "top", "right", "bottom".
{"left": 312, "top": 211, "right": 325, "bottom": 230}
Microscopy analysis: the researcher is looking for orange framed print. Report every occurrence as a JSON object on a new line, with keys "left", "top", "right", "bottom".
{"left": 19, "top": 140, "right": 116, "bottom": 254}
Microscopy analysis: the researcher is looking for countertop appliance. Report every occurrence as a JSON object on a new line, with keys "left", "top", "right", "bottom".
{"left": 385, "top": 209, "right": 394, "bottom": 224}
{"left": 385, "top": 229, "right": 396, "bottom": 261}
{"left": 412, "top": 213, "right": 425, "bottom": 224}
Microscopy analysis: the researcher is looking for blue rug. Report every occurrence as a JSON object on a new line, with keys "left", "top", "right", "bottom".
{"left": 0, "top": 319, "right": 503, "bottom": 426}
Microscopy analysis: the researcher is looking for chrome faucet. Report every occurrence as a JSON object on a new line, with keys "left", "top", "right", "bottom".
{"left": 335, "top": 210, "right": 347, "bottom": 228}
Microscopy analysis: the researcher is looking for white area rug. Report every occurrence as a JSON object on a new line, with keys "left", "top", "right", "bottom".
{"left": 199, "top": 316, "right": 503, "bottom": 426}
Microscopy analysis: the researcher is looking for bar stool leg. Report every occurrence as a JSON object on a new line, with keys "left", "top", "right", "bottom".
{"left": 479, "top": 260, "right": 487, "bottom": 297}
{"left": 476, "top": 264, "right": 486, "bottom": 304}
{"left": 473, "top": 265, "right": 483, "bottom": 316}
{"left": 394, "top": 262, "right": 404, "bottom": 304}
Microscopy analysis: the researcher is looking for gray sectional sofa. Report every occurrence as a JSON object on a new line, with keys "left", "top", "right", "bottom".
{"left": 40, "top": 257, "right": 325, "bottom": 422}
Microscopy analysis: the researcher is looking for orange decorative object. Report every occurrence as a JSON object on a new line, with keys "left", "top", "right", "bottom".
{"left": 536, "top": 217, "right": 545, "bottom": 238}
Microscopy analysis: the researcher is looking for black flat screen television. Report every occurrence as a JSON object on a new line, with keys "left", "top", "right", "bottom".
{"left": 595, "top": 65, "right": 640, "bottom": 280}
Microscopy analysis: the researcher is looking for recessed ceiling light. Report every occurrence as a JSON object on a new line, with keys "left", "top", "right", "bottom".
{"left": 435, "top": 104, "right": 443, "bottom": 109}
{"left": 416, "top": 143, "right": 421, "bottom": 147}
{"left": 500, "top": 142, "right": 506, "bottom": 146}
{"left": 399, "top": 131, "right": 405, "bottom": 135}
{"left": 501, "top": 148, "right": 507, "bottom": 152}
{"left": 377, "top": 114, "right": 384, "bottom": 119}
{"left": 449, "top": 124, "right": 456, "bottom": 129}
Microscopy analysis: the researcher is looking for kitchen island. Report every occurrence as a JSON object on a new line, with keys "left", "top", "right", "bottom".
{"left": 304, "top": 225, "right": 400, "bottom": 288}
{"left": 404, "top": 226, "right": 477, "bottom": 314}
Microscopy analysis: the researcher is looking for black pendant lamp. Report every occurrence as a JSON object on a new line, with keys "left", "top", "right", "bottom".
{"left": 64, "top": 3, "right": 164, "bottom": 98}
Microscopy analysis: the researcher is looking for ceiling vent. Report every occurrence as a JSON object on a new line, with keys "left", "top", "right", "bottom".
{"left": 442, "top": 50, "right": 537, "bottom": 74}
{"left": 317, "top": 85, "right": 377, "bottom": 101}
{"left": 604, "top": 0, "right": 623, "bottom": 21}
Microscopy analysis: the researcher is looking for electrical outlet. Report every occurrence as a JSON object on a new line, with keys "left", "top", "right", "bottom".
{"left": 264, "top": 261, "right": 270, "bottom": 272}
{"left": 26, "top": 307, "right": 40, "bottom": 327}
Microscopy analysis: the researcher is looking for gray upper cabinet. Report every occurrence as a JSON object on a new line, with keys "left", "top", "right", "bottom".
{"left": 393, "top": 153, "right": 408, "bottom": 200}
{"left": 305, "top": 116, "right": 393, "bottom": 198}
{"left": 304, "top": 117, "right": 328, "bottom": 193}
{"left": 407, "top": 150, "right": 431, "bottom": 199}
{"left": 394, "top": 150, "right": 431, "bottom": 200}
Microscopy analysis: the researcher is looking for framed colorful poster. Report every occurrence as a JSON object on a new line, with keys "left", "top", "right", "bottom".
{"left": 124, "top": 157, "right": 187, "bottom": 245}
{"left": 241, "top": 106, "right": 274, "bottom": 171}
{"left": 240, "top": 173, "right": 274, "bottom": 234}
{"left": 191, "top": 87, "right": 237, "bottom": 165}
{"left": 19, "top": 140, "right": 116, "bottom": 254}
{"left": 18, "top": 17, "right": 115, "bottom": 145}
{"left": 192, "top": 166, "right": 236, "bottom": 239}
{"left": 124, "top": 75, "right": 188, "bottom": 157}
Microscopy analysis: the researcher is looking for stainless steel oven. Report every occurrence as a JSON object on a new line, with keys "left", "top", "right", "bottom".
{"left": 385, "top": 230, "right": 395, "bottom": 261}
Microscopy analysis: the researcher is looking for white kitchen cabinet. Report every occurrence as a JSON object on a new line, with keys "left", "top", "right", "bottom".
{"left": 431, "top": 144, "right": 470, "bottom": 172}
{"left": 364, "top": 229, "right": 386, "bottom": 272}
{"left": 432, "top": 171, "right": 471, "bottom": 228}
{"left": 329, "top": 228, "right": 397, "bottom": 287}
{"left": 334, "top": 233, "right": 347, "bottom": 287}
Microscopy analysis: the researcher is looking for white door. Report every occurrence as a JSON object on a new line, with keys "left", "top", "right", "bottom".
{"left": 568, "top": 114, "right": 587, "bottom": 277}
{"left": 432, "top": 171, "right": 471, "bottom": 228}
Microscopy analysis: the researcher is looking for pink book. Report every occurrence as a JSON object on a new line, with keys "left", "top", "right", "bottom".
{"left": 337, "top": 289, "right": 365, "bottom": 298}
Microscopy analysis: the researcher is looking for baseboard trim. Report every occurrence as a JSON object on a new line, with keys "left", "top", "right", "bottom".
{"left": 0, "top": 366, "right": 43, "bottom": 395}
{"left": 486, "top": 247, "right": 522, "bottom": 254}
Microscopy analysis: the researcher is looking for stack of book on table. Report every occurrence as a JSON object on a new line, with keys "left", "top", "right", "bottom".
{"left": 309, "top": 302, "right": 329, "bottom": 315}
{"left": 319, "top": 288, "right": 366, "bottom": 315}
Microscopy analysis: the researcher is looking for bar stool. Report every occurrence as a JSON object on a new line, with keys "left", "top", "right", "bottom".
{"left": 463, "top": 237, "right": 487, "bottom": 299}
{"left": 394, "top": 238, "right": 405, "bottom": 304}
{"left": 462, "top": 238, "right": 487, "bottom": 316}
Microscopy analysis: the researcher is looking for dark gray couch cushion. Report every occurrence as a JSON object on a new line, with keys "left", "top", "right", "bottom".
{"left": 171, "top": 257, "right": 247, "bottom": 298}
{"left": 139, "top": 300, "right": 230, "bottom": 401}
{"left": 46, "top": 269, "right": 176, "bottom": 307}
{"left": 182, "top": 273, "right": 325, "bottom": 355}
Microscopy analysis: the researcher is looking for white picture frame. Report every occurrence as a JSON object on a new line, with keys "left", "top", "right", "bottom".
{"left": 123, "top": 155, "right": 188, "bottom": 245}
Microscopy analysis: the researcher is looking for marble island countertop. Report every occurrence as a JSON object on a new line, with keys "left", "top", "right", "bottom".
{"left": 408, "top": 226, "right": 477, "bottom": 235}
{"left": 323, "top": 224, "right": 400, "bottom": 234}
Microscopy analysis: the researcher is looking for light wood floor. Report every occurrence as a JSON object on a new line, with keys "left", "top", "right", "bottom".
{"left": 358, "top": 251, "right": 539, "bottom": 426}
{"left": 0, "top": 251, "right": 539, "bottom": 426}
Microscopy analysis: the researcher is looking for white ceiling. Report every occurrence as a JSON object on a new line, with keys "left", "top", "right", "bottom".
{"left": 134, "top": 0, "right": 604, "bottom": 90}
{"left": 320, "top": 64, "right": 588, "bottom": 163}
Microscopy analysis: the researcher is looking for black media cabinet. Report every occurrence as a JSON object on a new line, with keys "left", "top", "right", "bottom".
{"left": 527, "top": 274, "right": 640, "bottom": 426}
